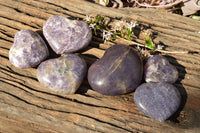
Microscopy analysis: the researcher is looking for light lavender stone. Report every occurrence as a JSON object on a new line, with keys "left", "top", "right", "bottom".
{"left": 134, "top": 82, "right": 181, "bottom": 122}
{"left": 144, "top": 55, "right": 178, "bottom": 83}
{"left": 43, "top": 15, "right": 92, "bottom": 54}
{"left": 9, "top": 29, "right": 49, "bottom": 69}
{"left": 37, "top": 54, "right": 87, "bottom": 94}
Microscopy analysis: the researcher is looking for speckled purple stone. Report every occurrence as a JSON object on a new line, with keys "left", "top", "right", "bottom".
{"left": 9, "top": 29, "right": 49, "bottom": 69}
{"left": 134, "top": 82, "right": 181, "bottom": 121}
{"left": 88, "top": 45, "right": 143, "bottom": 95}
{"left": 43, "top": 15, "right": 92, "bottom": 54}
{"left": 37, "top": 54, "right": 87, "bottom": 94}
{"left": 144, "top": 55, "right": 178, "bottom": 83}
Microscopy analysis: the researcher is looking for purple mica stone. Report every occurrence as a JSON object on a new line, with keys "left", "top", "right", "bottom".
{"left": 88, "top": 45, "right": 143, "bottom": 96}
{"left": 43, "top": 15, "right": 92, "bottom": 54}
{"left": 9, "top": 29, "right": 49, "bottom": 69}
{"left": 134, "top": 82, "right": 181, "bottom": 122}
{"left": 37, "top": 54, "right": 87, "bottom": 94}
{"left": 144, "top": 55, "right": 178, "bottom": 83}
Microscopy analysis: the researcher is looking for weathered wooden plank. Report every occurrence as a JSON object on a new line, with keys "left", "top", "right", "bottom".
{"left": 0, "top": 0, "right": 200, "bottom": 132}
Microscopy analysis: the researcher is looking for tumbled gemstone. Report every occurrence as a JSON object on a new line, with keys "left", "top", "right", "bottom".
{"left": 144, "top": 55, "right": 178, "bottom": 83}
{"left": 9, "top": 29, "right": 49, "bottom": 69}
{"left": 37, "top": 54, "right": 87, "bottom": 94}
{"left": 43, "top": 15, "right": 92, "bottom": 54}
{"left": 134, "top": 82, "right": 181, "bottom": 121}
{"left": 88, "top": 44, "right": 143, "bottom": 95}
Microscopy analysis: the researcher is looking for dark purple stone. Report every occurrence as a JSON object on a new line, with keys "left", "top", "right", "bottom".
{"left": 37, "top": 54, "right": 87, "bottom": 94}
{"left": 144, "top": 55, "right": 178, "bottom": 83}
{"left": 88, "top": 45, "right": 143, "bottom": 95}
{"left": 134, "top": 82, "right": 181, "bottom": 121}
{"left": 43, "top": 15, "right": 92, "bottom": 54}
{"left": 9, "top": 29, "right": 49, "bottom": 68}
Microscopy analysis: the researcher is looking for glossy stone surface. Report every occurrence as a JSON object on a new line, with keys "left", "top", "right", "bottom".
{"left": 9, "top": 29, "right": 49, "bottom": 69}
{"left": 144, "top": 55, "right": 178, "bottom": 83}
{"left": 43, "top": 15, "right": 92, "bottom": 54}
{"left": 134, "top": 82, "right": 181, "bottom": 121}
{"left": 88, "top": 45, "right": 143, "bottom": 95}
{"left": 37, "top": 54, "right": 87, "bottom": 94}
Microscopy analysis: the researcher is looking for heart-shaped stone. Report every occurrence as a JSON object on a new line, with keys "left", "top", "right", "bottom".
{"left": 37, "top": 54, "right": 87, "bottom": 94}
{"left": 9, "top": 29, "right": 49, "bottom": 68}
{"left": 134, "top": 82, "right": 181, "bottom": 121}
{"left": 144, "top": 55, "right": 178, "bottom": 83}
{"left": 43, "top": 15, "right": 92, "bottom": 54}
{"left": 88, "top": 45, "right": 143, "bottom": 95}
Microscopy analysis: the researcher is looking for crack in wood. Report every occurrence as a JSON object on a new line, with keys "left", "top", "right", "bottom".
{"left": 0, "top": 46, "right": 10, "bottom": 51}
{"left": 0, "top": 36, "right": 12, "bottom": 44}
{"left": 0, "top": 66, "right": 37, "bottom": 81}
{"left": 183, "top": 83, "right": 200, "bottom": 90}
{"left": 13, "top": 0, "right": 86, "bottom": 19}
{"left": 0, "top": 15, "right": 38, "bottom": 29}
{"left": 0, "top": 78, "right": 62, "bottom": 105}
{"left": 0, "top": 22, "right": 20, "bottom": 31}
{"left": 0, "top": 29, "right": 14, "bottom": 39}
{"left": 45, "top": 1, "right": 86, "bottom": 16}
{"left": 0, "top": 54, "right": 9, "bottom": 60}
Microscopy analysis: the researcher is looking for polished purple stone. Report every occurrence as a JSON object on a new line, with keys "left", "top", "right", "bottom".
{"left": 43, "top": 15, "right": 92, "bottom": 54}
{"left": 9, "top": 29, "right": 49, "bottom": 69}
{"left": 134, "top": 82, "right": 181, "bottom": 121}
{"left": 144, "top": 55, "right": 178, "bottom": 83}
{"left": 37, "top": 54, "right": 87, "bottom": 94}
{"left": 88, "top": 45, "right": 143, "bottom": 95}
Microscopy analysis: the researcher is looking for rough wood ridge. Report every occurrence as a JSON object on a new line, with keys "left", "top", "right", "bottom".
{"left": 0, "top": 0, "right": 200, "bottom": 132}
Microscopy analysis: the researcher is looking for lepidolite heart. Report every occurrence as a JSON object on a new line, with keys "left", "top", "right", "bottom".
{"left": 88, "top": 45, "right": 143, "bottom": 95}
{"left": 144, "top": 55, "right": 178, "bottom": 83}
{"left": 134, "top": 82, "right": 181, "bottom": 121}
{"left": 37, "top": 54, "right": 87, "bottom": 94}
{"left": 43, "top": 15, "right": 92, "bottom": 54}
{"left": 9, "top": 29, "right": 49, "bottom": 69}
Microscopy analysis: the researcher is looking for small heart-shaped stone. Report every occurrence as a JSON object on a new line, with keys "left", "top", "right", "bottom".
{"left": 144, "top": 55, "right": 178, "bottom": 83}
{"left": 43, "top": 15, "right": 92, "bottom": 54}
{"left": 134, "top": 82, "right": 181, "bottom": 121}
{"left": 37, "top": 54, "right": 87, "bottom": 94}
{"left": 9, "top": 29, "right": 49, "bottom": 68}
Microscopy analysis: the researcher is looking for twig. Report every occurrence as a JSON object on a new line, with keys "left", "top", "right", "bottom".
{"left": 155, "top": 49, "right": 188, "bottom": 54}
{"left": 134, "top": 0, "right": 183, "bottom": 8}
{"left": 112, "top": 1, "right": 118, "bottom": 8}
{"left": 116, "top": 36, "right": 188, "bottom": 54}
{"left": 114, "top": 0, "right": 124, "bottom": 8}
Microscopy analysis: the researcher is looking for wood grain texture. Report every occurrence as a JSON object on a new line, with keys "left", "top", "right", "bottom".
{"left": 0, "top": 0, "right": 200, "bottom": 132}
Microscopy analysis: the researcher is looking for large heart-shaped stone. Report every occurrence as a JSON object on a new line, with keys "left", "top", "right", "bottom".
{"left": 144, "top": 55, "right": 178, "bottom": 83}
{"left": 37, "top": 54, "right": 87, "bottom": 94}
{"left": 9, "top": 29, "right": 49, "bottom": 68}
{"left": 134, "top": 82, "right": 181, "bottom": 121}
{"left": 43, "top": 15, "right": 92, "bottom": 54}
{"left": 88, "top": 45, "right": 143, "bottom": 95}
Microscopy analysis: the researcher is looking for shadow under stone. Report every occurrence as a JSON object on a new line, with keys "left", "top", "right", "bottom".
{"left": 164, "top": 55, "right": 187, "bottom": 123}
{"left": 36, "top": 29, "right": 60, "bottom": 60}
{"left": 75, "top": 84, "right": 89, "bottom": 94}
